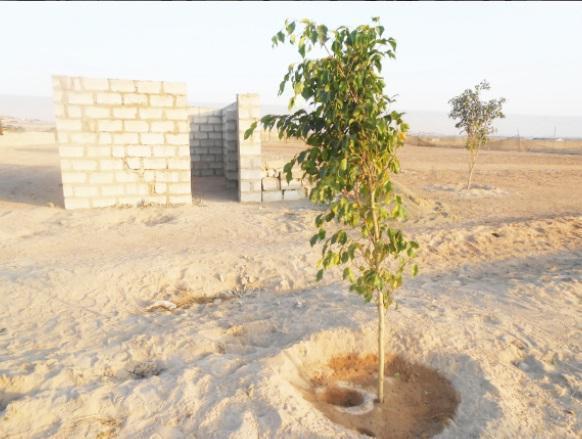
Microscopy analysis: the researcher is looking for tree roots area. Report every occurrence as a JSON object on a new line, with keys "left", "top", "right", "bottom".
{"left": 304, "top": 353, "right": 459, "bottom": 439}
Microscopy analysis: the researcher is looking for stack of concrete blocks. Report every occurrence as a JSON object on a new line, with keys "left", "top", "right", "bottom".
{"left": 53, "top": 75, "right": 191, "bottom": 209}
{"left": 261, "top": 158, "right": 310, "bottom": 201}
{"left": 236, "top": 94, "right": 263, "bottom": 202}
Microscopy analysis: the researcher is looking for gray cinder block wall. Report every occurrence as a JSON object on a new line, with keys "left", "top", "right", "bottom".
{"left": 53, "top": 75, "right": 192, "bottom": 209}
{"left": 188, "top": 103, "right": 238, "bottom": 190}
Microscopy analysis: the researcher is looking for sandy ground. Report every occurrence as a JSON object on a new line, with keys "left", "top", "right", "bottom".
{"left": 0, "top": 135, "right": 581, "bottom": 438}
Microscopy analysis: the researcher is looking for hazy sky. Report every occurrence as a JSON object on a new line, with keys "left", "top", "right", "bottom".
{"left": 1, "top": 1, "right": 581, "bottom": 121}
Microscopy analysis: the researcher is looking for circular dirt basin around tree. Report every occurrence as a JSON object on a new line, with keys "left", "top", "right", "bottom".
{"left": 305, "top": 353, "right": 460, "bottom": 439}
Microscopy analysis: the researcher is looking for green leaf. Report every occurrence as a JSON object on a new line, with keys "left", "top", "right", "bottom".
{"left": 244, "top": 122, "right": 257, "bottom": 140}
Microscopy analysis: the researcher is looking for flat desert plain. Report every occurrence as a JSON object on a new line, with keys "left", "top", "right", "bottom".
{"left": 0, "top": 133, "right": 580, "bottom": 438}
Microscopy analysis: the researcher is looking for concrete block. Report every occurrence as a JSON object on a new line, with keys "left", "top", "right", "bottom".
{"left": 283, "top": 189, "right": 306, "bottom": 200}
{"left": 150, "top": 121, "right": 175, "bottom": 133}
{"left": 136, "top": 80, "right": 162, "bottom": 94}
{"left": 168, "top": 159, "right": 190, "bottom": 170}
{"left": 139, "top": 108, "right": 163, "bottom": 120}
{"left": 149, "top": 95, "right": 174, "bottom": 107}
{"left": 166, "top": 133, "right": 188, "bottom": 145}
{"left": 154, "top": 182, "right": 167, "bottom": 194}
{"left": 68, "top": 92, "right": 94, "bottom": 105}
{"left": 262, "top": 177, "right": 280, "bottom": 191}
{"left": 281, "top": 178, "right": 303, "bottom": 190}
{"left": 262, "top": 191, "right": 283, "bottom": 202}
{"left": 240, "top": 169, "right": 262, "bottom": 180}
{"left": 59, "top": 146, "right": 85, "bottom": 158}
{"left": 176, "top": 122, "right": 190, "bottom": 133}
{"left": 127, "top": 146, "right": 152, "bottom": 157}
{"left": 126, "top": 158, "right": 142, "bottom": 170}
{"left": 114, "top": 133, "right": 139, "bottom": 145}
{"left": 110, "top": 79, "right": 136, "bottom": 92}
{"left": 82, "top": 78, "right": 109, "bottom": 91}
{"left": 85, "top": 106, "right": 110, "bottom": 119}
{"left": 143, "top": 158, "right": 167, "bottom": 170}
{"left": 124, "top": 93, "right": 148, "bottom": 105}
{"left": 71, "top": 133, "right": 97, "bottom": 144}
{"left": 113, "top": 107, "right": 137, "bottom": 119}
{"left": 124, "top": 120, "right": 149, "bottom": 133}
{"left": 170, "top": 183, "right": 191, "bottom": 194}
{"left": 141, "top": 133, "right": 164, "bottom": 145}
{"left": 54, "top": 104, "right": 66, "bottom": 118}
{"left": 61, "top": 172, "right": 87, "bottom": 184}
{"left": 87, "top": 146, "right": 112, "bottom": 158}
{"left": 72, "top": 160, "right": 98, "bottom": 171}
{"left": 125, "top": 183, "right": 149, "bottom": 196}
{"left": 165, "top": 109, "right": 188, "bottom": 121}
{"left": 115, "top": 171, "right": 140, "bottom": 183}
{"left": 163, "top": 82, "right": 187, "bottom": 95}
{"left": 101, "top": 185, "right": 125, "bottom": 196}
{"left": 89, "top": 173, "right": 114, "bottom": 184}
{"left": 56, "top": 119, "right": 82, "bottom": 132}
{"left": 177, "top": 146, "right": 190, "bottom": 157}
{"left": 98, "top": 120, "right": 123, "bottom": 132}
{"left": 74, "top": 186, "right": 99, "bottom": 197}
{"left": 99, "top": 133, "right": 113, "bottom": 145}
{"left": 153, "top": 146, "right": 176, "bottom": 157}
{"left": 67, "top": 106, "right": 82, "bottom": 118}
{"left": 100, "top": 159, "right": 123, "bottom": 171}
{"left": 96, "top": 92, "right": 122, "bottom": 105}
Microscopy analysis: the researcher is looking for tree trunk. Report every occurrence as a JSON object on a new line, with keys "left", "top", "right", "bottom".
{"left": 377, "top": 291, "right": 385, "bottom": 403}
{"left": 369, "top": 181, "right": 385, "bottom": 404}
{"left": 467, "top": 159, "right": 476, "bottom": 190}
{"left": 467, "top": 145, "right": 480, "bottom": 190}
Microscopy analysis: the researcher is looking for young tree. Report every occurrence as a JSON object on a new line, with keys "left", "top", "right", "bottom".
{"left": 448, "top": 81, "right": 505, "bottom": 190}
{"left": 245, "top": 18, "right": 418, "bottom": 403}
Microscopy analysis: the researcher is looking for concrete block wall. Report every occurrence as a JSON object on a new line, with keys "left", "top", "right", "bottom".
{"left": 261, "top": 158, "right": 311, "bottom": 202}
{"left": 189, "top": 107, "right": 224, "bottom": 177}
{"left": 189, "top": 103, "right": 238, "bottom": 188}
{"left": 53, "top": 75, "right": 191, "bottom": 209}
{"left": 236, "top": 94, "right": 262, "bottom": 202}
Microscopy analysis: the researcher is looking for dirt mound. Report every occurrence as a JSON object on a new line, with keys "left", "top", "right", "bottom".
{"left": 306, "top": 353, "right": 459, "bottom": 439}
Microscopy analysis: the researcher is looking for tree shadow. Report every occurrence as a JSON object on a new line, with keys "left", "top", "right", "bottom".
{"left": 0, "top": 164, "right": 64, "bottom": 207}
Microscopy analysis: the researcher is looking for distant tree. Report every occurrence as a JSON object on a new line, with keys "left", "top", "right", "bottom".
{"left": 448, "top": 81, "right": 505, "bottom": 190}
{"left": 0, "top": 118, "right": 3, "bottom": 135}
{"left": 245, "top": 18, "right": 418, "bottom": 403}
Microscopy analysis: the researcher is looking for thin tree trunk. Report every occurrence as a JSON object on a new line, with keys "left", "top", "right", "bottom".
{"left": 369, "top": 181, "right": 385, "bottom": 404}
{"left": 467, "top": 144, "right": 480, "bottom": 190}
{"left": 377, "top": 291, "right": 385, "bottom": 403}
{"left": 467, "top": 158, "right": 476, "bottom": 190}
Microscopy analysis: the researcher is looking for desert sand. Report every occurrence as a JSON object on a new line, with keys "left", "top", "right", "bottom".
{"left": 0, "top": 133, "right": 580, "bottom": 438}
